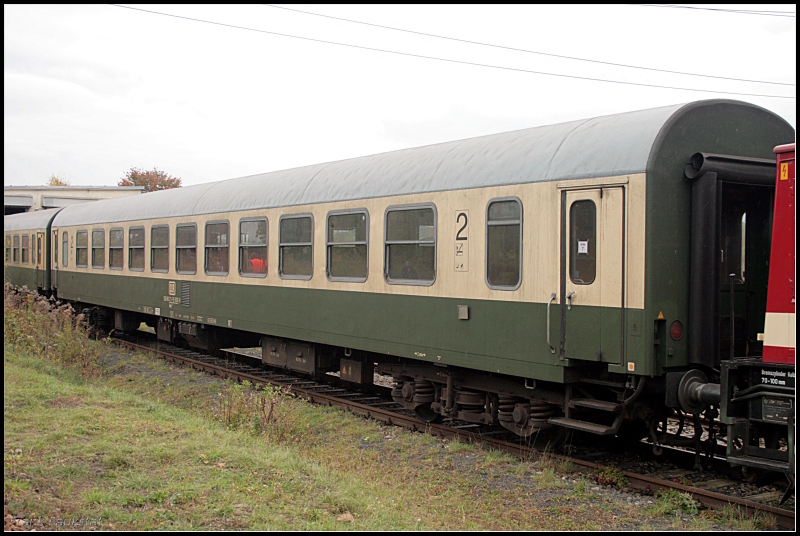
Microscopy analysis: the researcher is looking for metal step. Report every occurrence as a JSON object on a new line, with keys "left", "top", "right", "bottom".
{"left": 548, "top": 417, "right": 617, "bottom": 435}
{"left": 570, "top": 398, "right": 622, "bottom": 413}
{"left": 580, "top": 378, "right": 627, "bottom": 389}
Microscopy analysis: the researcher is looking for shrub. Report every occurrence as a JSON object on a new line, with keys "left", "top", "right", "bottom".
{"left": 4, "top": 282, "right": 101, "bottom": 375}
{"left": 211, "top": 380, "right": 292, "bottom": 442}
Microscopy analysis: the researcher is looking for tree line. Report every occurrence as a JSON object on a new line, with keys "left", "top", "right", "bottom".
{"left": 46, "top": 167, "right": 182, "bottom": 192}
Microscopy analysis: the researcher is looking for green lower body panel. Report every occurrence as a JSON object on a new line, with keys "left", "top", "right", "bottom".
{"left": 53, "top": 271, "right": 646, "bottom": 383}
{"left": 5, "top": 266, "right": 40, "bottom": 292}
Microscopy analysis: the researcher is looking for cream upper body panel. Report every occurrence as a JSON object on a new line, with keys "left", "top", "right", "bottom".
{"left": 53, "top": 173, "right": 645, "bottom": 309}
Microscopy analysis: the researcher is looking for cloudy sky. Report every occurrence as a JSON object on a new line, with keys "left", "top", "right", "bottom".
{"left": 4, "top": 4, "right": 796, "bottom": 188}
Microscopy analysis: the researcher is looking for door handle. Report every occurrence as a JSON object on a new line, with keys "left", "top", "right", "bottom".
{"left": 547, "top": 293, "right": 556, "bottom": 353}
{"left": 566, "top": 291, "right": 575, "bottom": 311}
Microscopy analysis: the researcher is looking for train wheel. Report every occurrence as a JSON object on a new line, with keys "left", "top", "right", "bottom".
{"left": 414, "top": 403, "right": 443, "bottom": 424}
{"left": 498, "top": 396, "right": 556, "bottom": 438}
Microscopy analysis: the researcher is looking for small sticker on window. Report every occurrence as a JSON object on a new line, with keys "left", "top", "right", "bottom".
{"left": 578, "top": 240, "right": 589, "bottom": 254}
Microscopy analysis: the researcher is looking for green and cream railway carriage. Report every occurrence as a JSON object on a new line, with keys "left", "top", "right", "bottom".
{"left": 5, "top": 99, "right": 794, "bottom": 440}
{"left": 4, "top": 208, "right": 61, "bottom": 294}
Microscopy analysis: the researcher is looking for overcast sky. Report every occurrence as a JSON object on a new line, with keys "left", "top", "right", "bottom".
{"left": 4, "top": 4, "right": 796, "bottom": 188}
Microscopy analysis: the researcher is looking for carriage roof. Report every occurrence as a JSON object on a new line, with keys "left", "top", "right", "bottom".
{"left": 4, "top": 207, "right": 62, "bottom": 232}
{"left": 45, "top": 99, "right": 788, "bottom": 227}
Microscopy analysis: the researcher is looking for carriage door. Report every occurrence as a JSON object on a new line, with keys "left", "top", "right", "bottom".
{"left": 35, "top": 232, "right": 45, "bottom": 290}
{"left": 52, "top": 230, "right": 59, "bottom": 288}
{"left": 560, "top": 187, "right": 625, "bottom": 364}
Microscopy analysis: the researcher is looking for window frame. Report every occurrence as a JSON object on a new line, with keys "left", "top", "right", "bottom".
{"left": 109, "top": 227, "right": 124, "bottom": 270}
{"left": 21, "top": 234, "right": 29, "bottom": 264}
{"left": 485, "top": 197, "right": 523, "bottom": 291}
{"left": 128, "top": 226, "right": 145, "bottom": 272}
{"left": 150, "top": 225, "right": 169, "bottom": 273}
{"left": 279, "top": 213, "right": 314, "bottom": 281}
{"left": 36, "top": 234, "right": 43, "bottom": 266}
{"left": 5, "top": 234, "right": 11, "bottom": 263}
{"left": 175, "top": 223, "right": 198, "bottom": 275}
{"left": 204, "top": 220, "right": 230, "bottom": 276}
{"left": 13, "top": 234, "right": 20, "bottom": 263}
{"left": 76, "top": 230, "right": 88, "bottom": 268}
{"left": 326, "top": 209, "right": 369, "bottom": 283}
{"left": 61, "top": 231, "right": 68, "bottom": 268}
{"left": 91, "top": 229, "right": 105, "bottom": 269}
{"left": 238, "top": 217, "right": 268, "bottom": 278}
{"left": 384, "top": 203, "right": 437, "bottom": 286}
{"left": 569, "top": 199, "right": 597, "bottom": 285}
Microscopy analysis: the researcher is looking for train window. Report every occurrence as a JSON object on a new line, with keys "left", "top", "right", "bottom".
{"left": 13, "top": 235, "right": 20, "bottom": 263}
{"left": 5, "top": 235, "right": 10, "bottom": 263}
{"left": 327, "top": 210, "right": 368, "bottom": 282}
{"left": 129, "top": 227, "right": 144, "bottom": 271}
{"left": 279, "top": 215, "right": 313, "bottom": 279}
{"left": 569, "top": 200, "right": 596, "bottom": 285}
{"left": 61, "top": 231, "right": 68, "bottom": 268}
{"left": 486, "top": 198, "right": 522, "bottom": 290}
{"left": 205, "top": 221, "right": 229, "bottom": 276}
{"left": 151, "top": 226, "right": 169, "bottom": 273}
{"left": 109, "top": 228, "right": 124, "bottom": 270}
{"left": 21, "top": 234, "right": 29, "bottom": 264}
{"left": 176, "top": 224, "right": 197, "bottom": 275}
{"left": 76, "top": 231, "right": 88, "bottom": 267}
{"left": 384, "top": 204, "right": 436, "bottom": 285}
{"left": 92, "top": 230, "right": 105, "bottom": 269}
{"left": 239, "top": 218, "right": 268, "bottom": 277}
{"left": 37, "top": 234, "right": 42, "bottom": 266}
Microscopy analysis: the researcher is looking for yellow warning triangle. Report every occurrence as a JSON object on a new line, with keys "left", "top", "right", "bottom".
{"left": 657, "top": 311, "right": 665, "bottom": 320}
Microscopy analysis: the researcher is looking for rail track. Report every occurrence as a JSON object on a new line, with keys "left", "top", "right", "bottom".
{"left": 112, "top": 333, "right": 795, "bottom": 529}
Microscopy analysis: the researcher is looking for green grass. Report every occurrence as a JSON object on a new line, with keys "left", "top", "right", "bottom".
{"left": 708, "top": 504, "right": 778, "bottom": 530}
{"left": 644, "top": 489, "right": 699, "bottom": 517}
{"left": 8, "top": 342, "right": 671, "bottom": 531}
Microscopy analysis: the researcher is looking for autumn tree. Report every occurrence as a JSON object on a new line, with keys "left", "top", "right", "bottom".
{"left": 118, "top": 167, "right": 182, "bottom": 192}
{"left": 47, "top": 174, "right": 70, "bottom": 186}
